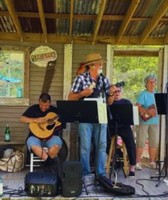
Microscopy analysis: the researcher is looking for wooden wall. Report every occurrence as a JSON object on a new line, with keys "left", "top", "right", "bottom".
{"left": 0, "top": 42, "right": 107, "bottom": 160}
{"left": 29, "top": 44, "right": 65, "bottom": 105}
{"left": 0, "top": 43, "right": 64, "bottom": 141}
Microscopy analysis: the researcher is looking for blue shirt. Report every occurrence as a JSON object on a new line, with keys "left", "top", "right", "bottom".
{"left": 136, "top": 89, "right": 159, "bottom": 124}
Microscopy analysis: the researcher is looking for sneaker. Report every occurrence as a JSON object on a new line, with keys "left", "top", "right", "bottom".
{"left": 135, "top": 162, "right": 142, "bottom": 170}
{"left": 128, "top": 171, "right": 135, "bottom": 178}
{"left": 149, "top": 162, "right": 156, "bottom": 169}
{"left": 83, "top": 174, "right": 95, "bottom": 186}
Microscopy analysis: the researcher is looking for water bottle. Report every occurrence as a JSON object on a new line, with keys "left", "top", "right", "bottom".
{"left": 4, "top": 124, "right": 10, "bottom": 142}
{"left": 0, "top": 177, "right": 3, "bottom": 197}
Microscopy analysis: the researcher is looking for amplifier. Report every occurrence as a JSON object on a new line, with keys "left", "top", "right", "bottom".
{"left": 25, "top": 172, "right": 59, "bottom": 197}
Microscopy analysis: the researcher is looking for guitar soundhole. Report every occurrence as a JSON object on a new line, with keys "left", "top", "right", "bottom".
{"left": 47, "top": 119, "right": 54, "bottom": 125}
{"left": 47, "top": 123, "right": 55, "bottom": 130}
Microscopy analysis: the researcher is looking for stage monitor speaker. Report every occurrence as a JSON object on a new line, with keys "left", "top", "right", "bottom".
{"left": 61, "top": 161, "right": 83, "bottom": 197}
{"left": 25, "top": 172, "right": 59, "bottom": 197}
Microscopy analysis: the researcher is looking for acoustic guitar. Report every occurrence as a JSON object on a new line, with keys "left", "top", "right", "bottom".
{"left": 140, "top": 104, "right": 156, "bottom": 121}
{"left": 29, "top": 112, "right": 61, "bottom": 139}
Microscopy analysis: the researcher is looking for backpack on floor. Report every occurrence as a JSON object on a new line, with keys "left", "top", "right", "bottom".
{"left": 0, "top": 150, "right": 24, "bottom": 172}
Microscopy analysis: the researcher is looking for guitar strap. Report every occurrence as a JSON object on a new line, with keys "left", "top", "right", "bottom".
{"left": 41, "top": 61, "right": 56, "bottom": 94}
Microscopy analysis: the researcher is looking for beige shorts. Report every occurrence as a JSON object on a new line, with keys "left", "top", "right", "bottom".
{"left": 136, "top": 124, "right": 159, "bottom": 148}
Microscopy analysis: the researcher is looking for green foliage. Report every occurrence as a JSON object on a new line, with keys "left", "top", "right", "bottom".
{"left": 113, "top": 56, "right": 158, "bottom": 104}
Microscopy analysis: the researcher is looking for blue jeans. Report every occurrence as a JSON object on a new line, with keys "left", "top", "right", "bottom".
{"left": 78, "top": 123, "right": 107, "bottom": 176}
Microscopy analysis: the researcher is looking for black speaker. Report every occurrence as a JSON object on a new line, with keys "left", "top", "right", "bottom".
{"left": 61, "top": 161, "right": 83, "bottom": 197}
{"left": 25, "top": 172, "right": 59, "bottom": 197}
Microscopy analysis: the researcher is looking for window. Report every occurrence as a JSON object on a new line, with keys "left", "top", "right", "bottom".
{"left": 113, "top": 46, "right": 161, "bottom": 103}
{"left": 0, "top": 46, "right": 29, "bottom": 106}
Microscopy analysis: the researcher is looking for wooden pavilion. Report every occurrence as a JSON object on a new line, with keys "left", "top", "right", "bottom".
{"left": 0, "top": 0, "right": 168, "bottom": 199}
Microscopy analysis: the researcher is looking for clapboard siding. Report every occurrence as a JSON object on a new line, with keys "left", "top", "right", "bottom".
{"left": 0, "top": 42, "right": 107, "bottom": 160}
{"left": 72, "top": 44, "right": 107, "bottom": 78}
{"left": 0, "top": 105, "right": 29, "bottom": 141}
{"left": 0, "top": 43, "right": 65, "bottom": 143}
{"left": 29, "top": 44, "right": 64, "bottom": 106}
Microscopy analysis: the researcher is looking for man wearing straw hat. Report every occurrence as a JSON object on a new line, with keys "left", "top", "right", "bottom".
{"left": 68, "top": 53, "right": 112, "bottom": 181}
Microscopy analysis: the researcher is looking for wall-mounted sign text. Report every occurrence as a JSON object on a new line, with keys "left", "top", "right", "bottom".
{"left": 30, "top": 46, "right": 57, "bottom": 67}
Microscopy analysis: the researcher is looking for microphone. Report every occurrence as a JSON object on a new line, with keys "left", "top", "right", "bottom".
{"left": 100, "top": 73, "right": 105, "bottom": 78}
{"left": 100, "top": 73, "right": 107, "bottom": 103}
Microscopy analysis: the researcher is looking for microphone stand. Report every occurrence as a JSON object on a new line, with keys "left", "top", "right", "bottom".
{"left": 102, "top": 78, "right": 123, "bottom": 182}
{"left": 155, "top": 83, "right": 168, "bottom": 186}
{"left": 95, "top": 75, "right": 108, "bottom": 178}
{"left": 100, "top": 76, "right": 119, "bottom": 182}
{"left": 150, "top": 84, "right": 168, "bottom": 187}
{"left": 100, "top": 73, "right": 112, "bottom": 121}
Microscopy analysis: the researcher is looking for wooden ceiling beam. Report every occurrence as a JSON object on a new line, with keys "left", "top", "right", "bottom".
{"left": 4, "top": 0, "right": 23, "bottom": 41}
{"left": 92, "top": 0, "right": 106, "bottom": 45}
{"left": 114, "top": 50, "right": 159, "bottom": 57}
{"left": 0, "top": 32, "right": 164, "bottom": 45}
{"left": 69, "top": 0, "right": 74, "bottom": 42}
{"left": 0, "top": 10, "right": 168, "bottom": 22}
{"left": 116, "top": 0, "right": 140, "bottom": 43}
{"left": 140, "top": 0, "right": 168, "bottom": 44}
{"left": 37, "top": 0, "right": 47, "bottom": 42}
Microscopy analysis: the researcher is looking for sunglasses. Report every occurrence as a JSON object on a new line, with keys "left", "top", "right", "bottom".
{"left": 114, "top": 90, "right": 121, "bottom": 93}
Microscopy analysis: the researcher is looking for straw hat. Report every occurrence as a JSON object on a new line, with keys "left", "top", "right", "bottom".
{"left": 83, "top": 53, "right": 106, "bottom": 66}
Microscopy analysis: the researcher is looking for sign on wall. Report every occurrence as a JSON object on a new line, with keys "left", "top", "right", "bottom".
{"left": 30, "top": 46, "right": 57, "bottom": 67}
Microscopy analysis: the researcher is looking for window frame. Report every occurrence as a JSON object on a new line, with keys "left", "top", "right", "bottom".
{"left": 0, "top": 46, "right": 29, "bottom": 106}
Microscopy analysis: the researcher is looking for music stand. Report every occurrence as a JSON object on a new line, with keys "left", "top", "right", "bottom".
{"left": 107, "top": 104, "right": 134, "bottom": 178}
{"left": 154, "top": 93, "right": 167, "bottom": 115}
{"left": 56, "top": 100, "right": 99, "bottom": 123}
{"left": 56, "top": 100, "right": 105, "bottom": 186}
{"left": 151, "top": 93, "right": 167, "bottom": 186}
{"left": 108, "top": 104, "right": 134, "bottom": 126}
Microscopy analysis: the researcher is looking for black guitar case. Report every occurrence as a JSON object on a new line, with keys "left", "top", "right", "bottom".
{"left": 97, "top": 175, "right": 135, "bottom": 196}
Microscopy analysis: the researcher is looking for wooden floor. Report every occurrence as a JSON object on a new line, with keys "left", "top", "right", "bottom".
{"left": 1, "top": 162, "right": 168, "bottom": 200}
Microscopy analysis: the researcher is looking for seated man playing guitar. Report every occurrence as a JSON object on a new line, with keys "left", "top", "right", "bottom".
{"left": 20, "top": 93, "right": 63, "bottom": 173}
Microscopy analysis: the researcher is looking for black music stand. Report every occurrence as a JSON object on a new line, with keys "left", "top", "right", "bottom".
{"left": 109, "top": 104, "right": 134, "bottom": 126}
{"left": 56, "top": 100, "right": 99, "bottom": 123}
{"left": 151, "top": 93, "right": 167, "bottom": 186}
{"left": 154, "top": 93, "right": 167, "bottom": 115}
{"left": 56, "top": 100, "right": 106, "bottom": 193}
{"left": 107, "top": 104, "right": 134, "bottom": 178}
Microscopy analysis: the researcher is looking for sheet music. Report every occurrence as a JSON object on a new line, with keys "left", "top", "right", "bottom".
{"left": 97, "top": 102, "right": 107, "bottom": 124}
{"left": 133, "top": 105, "right": 139, "bottom": 125}
{"left": 84, "top": 98, "right": 107, "bottom": 123}
{"left": 84, "top": 97, "right": 104, "bottom": 103}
